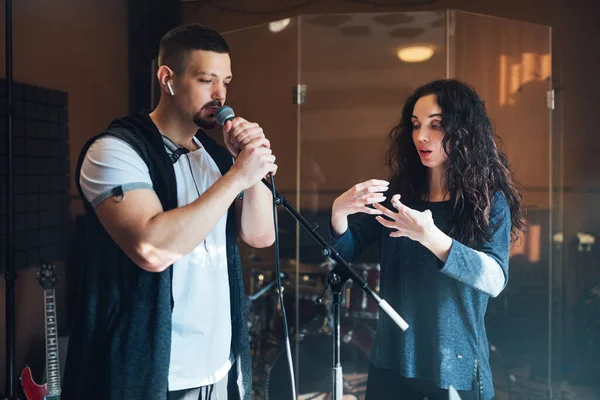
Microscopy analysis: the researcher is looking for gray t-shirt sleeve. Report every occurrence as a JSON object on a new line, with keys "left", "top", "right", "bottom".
{"left": 79, "top": 136, "right": 154, "bottom": 209}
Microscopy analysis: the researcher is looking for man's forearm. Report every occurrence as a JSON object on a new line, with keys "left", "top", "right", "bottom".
{"left": 134, "top": 172, "right": 244, "bottom": 271}
{"left": 239, "top": 181, "right": 276, "bottom": 247}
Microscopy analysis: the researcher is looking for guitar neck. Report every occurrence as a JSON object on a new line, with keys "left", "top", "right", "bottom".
{"left": 44, "top": 288, "right": 61, "bottom": 396}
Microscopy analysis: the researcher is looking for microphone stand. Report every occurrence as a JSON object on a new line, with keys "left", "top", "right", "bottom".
{"left": 261, "top": 179, "right": 408, "bottom": 400}
{"left": 3, "top": 1, "right": 21, "bottom": 399}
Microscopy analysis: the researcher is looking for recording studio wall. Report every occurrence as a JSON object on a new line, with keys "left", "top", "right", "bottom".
{"left": 0, "top": 78, "right": 70, "bottom": 270}
{"left": 128, "top": 0, "right": 181, "bottom": 114}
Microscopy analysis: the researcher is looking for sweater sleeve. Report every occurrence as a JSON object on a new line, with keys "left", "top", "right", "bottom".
{"left": 439, "top": 193, "right": 511, "bottom": 297}
{"left": 329, "top": 213, "right": 381, "bottom": 262}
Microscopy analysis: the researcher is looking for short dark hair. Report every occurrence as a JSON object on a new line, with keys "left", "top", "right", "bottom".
{"left": 158, "top": 24, "right": 229, "bottom": 74}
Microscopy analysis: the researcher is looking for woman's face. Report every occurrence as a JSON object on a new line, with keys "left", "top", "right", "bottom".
{"left": 411, "top": 94, "right": 449, "bottom": 172}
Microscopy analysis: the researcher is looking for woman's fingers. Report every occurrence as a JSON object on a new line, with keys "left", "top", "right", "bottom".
{"left": 337, "top": 179, "right": 389, "bottom": 217}
{"left": 354, "top": 179, "right": 389, "bottom": 191}
{"left": 375, "top": 215, "right": 398, "bottom": 229}
{"left": 353, "top": 180, "right": 389, "bottom": 199}
{"left": 363, "top": 194, "right": 386, "bottom": 204}
{"left": 360, "top": 206, "right": 384, "bottom": 215}
{"left": 372, "top": 202, "right": 398, "bottom": 219}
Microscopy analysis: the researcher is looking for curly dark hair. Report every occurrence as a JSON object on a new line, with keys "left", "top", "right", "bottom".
{"left": 386, "top": 79, "right": 526, "bottom": 246}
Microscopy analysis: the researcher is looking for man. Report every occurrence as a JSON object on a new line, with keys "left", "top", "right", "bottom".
{"left": 62, "top": 25, "right": 276, "bottom": 400}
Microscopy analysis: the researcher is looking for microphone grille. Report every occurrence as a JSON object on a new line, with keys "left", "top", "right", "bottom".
{"left": 215, "top": 106, "right": 235, "bottom": 126}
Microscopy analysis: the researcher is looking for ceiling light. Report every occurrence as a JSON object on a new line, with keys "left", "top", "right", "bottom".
{"left": 269, "top": 18, "right": 291, "bottom": 33}
{"left": 397, "top": 45, "right": 435, "bottom": 63}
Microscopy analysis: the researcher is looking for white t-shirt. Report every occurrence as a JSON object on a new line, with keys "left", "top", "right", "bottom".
{"left": 79, "top": 135, "right": 232, "bottom": 390}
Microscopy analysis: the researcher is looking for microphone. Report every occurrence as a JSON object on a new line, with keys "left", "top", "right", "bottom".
{"left": 215, "top": 106, "right": 243, "bottom": 155}
{"left": 216, "top": 106, "right": 276, "bottom": 192}
{"left": 215, "top": 106, "right": 269, "bottom": 153}
{"left": 215, "top": 106, "right": 235, "bottom": 126}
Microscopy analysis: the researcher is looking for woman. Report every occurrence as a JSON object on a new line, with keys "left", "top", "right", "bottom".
{"left": 330, "top": 79, "right": 525, "bottom": 400}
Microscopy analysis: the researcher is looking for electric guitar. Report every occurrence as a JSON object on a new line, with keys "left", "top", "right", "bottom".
{"left": 21, "top": 261, "right": 62, "bottom": 400}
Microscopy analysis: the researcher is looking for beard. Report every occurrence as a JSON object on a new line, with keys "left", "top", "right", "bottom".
{"left": 194, "top": 114, "right": 216, "bottom": 129}
{"left": 193, "top": 101, "right": 222, "bottom": 129}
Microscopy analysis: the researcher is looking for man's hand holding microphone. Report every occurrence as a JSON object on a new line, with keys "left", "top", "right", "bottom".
{"left": 216, "top": 106, "right": 277, "bottom": 190}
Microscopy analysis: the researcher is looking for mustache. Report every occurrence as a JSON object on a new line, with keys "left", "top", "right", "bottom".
{"left": 203, "top": 101, "right": 222, "bottom": 109}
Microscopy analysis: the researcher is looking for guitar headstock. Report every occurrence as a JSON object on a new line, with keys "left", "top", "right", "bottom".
{"left": 37, "top": 261, "right": 58, "bottom": 290}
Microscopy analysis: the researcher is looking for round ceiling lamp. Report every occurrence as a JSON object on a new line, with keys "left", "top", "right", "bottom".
{"left": 397, "top": 45, "right": 435, "bottom": 63}
{"left": 269, "top": 18, "right": 291, "bottom": 33}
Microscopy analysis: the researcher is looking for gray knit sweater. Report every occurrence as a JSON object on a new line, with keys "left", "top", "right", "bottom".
{"left": 330, "top": 193, "right": 511, "bottom": 400}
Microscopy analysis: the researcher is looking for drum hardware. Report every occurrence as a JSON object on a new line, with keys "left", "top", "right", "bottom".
{"left": 245, "top": 180, "right": 408, "bottom": 399}
{"left": 344, "top": 264, "right": 380, "bottom": 320}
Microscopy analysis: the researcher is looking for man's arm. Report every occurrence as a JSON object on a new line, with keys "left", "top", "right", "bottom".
{"left": 235, "top": 180, "right": 276, "bottom": 248}
{"left": 222, "top": 117, "right": 277, "bottom": 248}
{"left": 87, "top": 137, "right": 276, "bottom": 273}
{"left": 96, "top": 172, "right": 245, "bottom": 273}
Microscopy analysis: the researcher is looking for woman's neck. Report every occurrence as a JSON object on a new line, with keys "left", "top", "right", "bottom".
{"left": 426, "top": 166, "right": 449, "bottom": 202}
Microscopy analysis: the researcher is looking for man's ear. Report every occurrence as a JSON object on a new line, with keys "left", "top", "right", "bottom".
{"left": 157, "top": 65, "right": 175, "bottom": 96}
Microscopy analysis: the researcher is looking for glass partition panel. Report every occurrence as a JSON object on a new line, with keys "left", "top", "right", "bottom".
{"left": 219, "top": 10, "right": 558, "bottom": 400}
{"left": 220, "top": 19, "right": 301, "bottom": 399}
{"left": 297, "top": 11, "right": 446, "bottom": 399}
{"left": 448, "top": 10, "right": 557, "bottom": 398}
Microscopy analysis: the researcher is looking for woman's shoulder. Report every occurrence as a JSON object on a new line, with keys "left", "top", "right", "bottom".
{"left": 490, "top": 191, "right": 510, "bottom": 220}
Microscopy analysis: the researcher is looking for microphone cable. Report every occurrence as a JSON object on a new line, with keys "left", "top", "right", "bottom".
{"left": 267, "top": 171, "right": 297, "bottom": 400}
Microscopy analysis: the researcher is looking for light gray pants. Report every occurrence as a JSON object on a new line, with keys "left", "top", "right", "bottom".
{"left": 167, "top": 374, "right": 228, "bottom": 400}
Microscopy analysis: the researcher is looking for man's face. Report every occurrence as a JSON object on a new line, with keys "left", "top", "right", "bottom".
{"left": 172, "top": 49, "right": 232, "bottom": 129}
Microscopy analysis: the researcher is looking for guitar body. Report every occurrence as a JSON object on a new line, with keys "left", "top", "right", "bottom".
{"left": 21, "top": 366, "right": 47, "bottom": 400}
